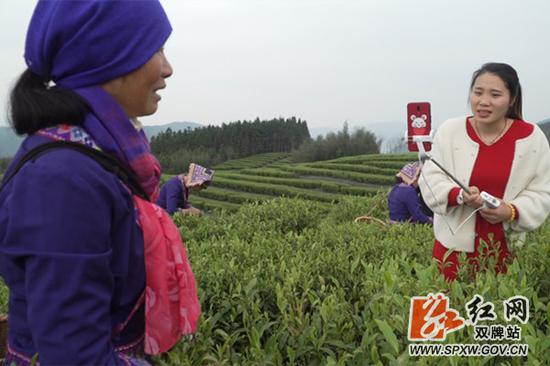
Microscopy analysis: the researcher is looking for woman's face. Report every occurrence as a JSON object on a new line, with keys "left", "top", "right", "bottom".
{"left": 102, "top": 48, "right": 173, "bottom": 118}
{"left": 469, "top": 72, "right": 511, "bottom": 126}
{"left": 189, "top": 183, "right": 206, "bottom": 192}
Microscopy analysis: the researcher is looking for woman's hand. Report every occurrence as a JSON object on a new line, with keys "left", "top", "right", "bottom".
{"left": 463, "top": 186, "right": 484, "bottom": 208}
{"left": 480, "top": 202, "right": 513, "bottom": 224}
{"left": 181, "top": 207, "right": 204, "bottom": 216}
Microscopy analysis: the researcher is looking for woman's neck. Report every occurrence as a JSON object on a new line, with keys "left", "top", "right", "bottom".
{"left": 473, "top": 117, "right": 507, "bottom": 135}
{"left": 471, "top": 117, "right": 510, "bottom": 145}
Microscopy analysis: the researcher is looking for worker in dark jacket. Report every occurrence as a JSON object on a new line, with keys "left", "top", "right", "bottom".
{"left": 388, "top": 161, "right": 433, "bottom": 224}
{"left": 157, "top": 163, "right": 214, "bottom": 215}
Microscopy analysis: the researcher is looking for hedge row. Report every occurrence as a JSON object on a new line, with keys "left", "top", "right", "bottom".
{"left": 326, "top": 153, "right": 416, "bottom": 164}
{"left": 304, "top": 162, "right": 397, "bottom": 176}
{"left": 361, "top": 161, "right": 416, "bottom": 170}
{"left": 239, "top": 168, "right": 299, "bottom": 179}
{"left": 188, "top": 195, "right": 241, "bottom": 212}
{"left": 211, "top": 176, "right": 344, "bottom": 203}
{"left": 214, "top": 152, "right": 291, "bottom": 171}
{"left": 278, "top": 166, "right": 394, "bottom": 186}
{"left": 196, "top": 186, "right": 275, "bottom": 205}
{"left": 216, "top": 172, "right": 379, "bottom": 196}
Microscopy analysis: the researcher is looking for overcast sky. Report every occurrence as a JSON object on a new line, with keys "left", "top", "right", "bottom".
{"left": 1, "top": 0, "right": 549, "bottom": 132}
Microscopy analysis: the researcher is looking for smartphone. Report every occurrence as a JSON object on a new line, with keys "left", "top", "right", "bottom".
{"left": 407, "top": 102, "right": 432, "bottom": 152}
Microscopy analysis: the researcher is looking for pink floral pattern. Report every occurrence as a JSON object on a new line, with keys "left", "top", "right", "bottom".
{"left": 133, "top": 196, "right": 201, "bottom": 355}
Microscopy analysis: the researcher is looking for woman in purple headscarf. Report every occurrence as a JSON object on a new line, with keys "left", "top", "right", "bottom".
{"left": 0, "top": 1, "right": 199, "bottom": 365}
{"left": 388, "top": 162, "right": 433, "bottom": 224}
{"left": 157, "top": 163, "right": 215, "bottom": 216}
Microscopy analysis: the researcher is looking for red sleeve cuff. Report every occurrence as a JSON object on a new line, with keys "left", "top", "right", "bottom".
{"left": 448, "top": 187, "right": 462, "bottom": 206}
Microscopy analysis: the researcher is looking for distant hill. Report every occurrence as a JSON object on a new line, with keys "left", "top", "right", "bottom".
{"left": 0, "top": 126, "right": 24, "bottom": 158}
{"left": 538, "top": 118, "right": 550, "bottom": 140}
{"left": 0, "top": 121, "right": 203, "bottom": 158}
{"left": 143, "top": 121, "right": 202, "bottom": 138}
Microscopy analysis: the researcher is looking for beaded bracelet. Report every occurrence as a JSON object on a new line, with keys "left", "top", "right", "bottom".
{"left": 505, "top": 203, "right": 516, "bottom": 222}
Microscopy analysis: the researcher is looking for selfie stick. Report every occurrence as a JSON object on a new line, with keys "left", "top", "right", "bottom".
{"left": 410, "top": 133, "right": 471, "bottom": 195}
{"left": 414, "top": 133, "right": 504, "bottom": 208}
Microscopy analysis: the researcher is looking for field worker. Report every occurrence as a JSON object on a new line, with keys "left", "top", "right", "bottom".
{"left": 0, "top": 1, "right": 200, "bottom": 364}
{"left": 157, "top": 163, "right": 214, "bottom": 215}
{"left": 419, "top": 62, "right": 550, "bottom": 281}
{"left": 388, "top": 161, "right": 433, "bottom": 224}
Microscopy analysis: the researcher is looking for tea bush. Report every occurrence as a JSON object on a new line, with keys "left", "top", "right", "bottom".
{"left": 160, "top": 194, "right": 550, "bottom": 365}
{"left": 1, "top": 190, "right": 547, "bottom": 365}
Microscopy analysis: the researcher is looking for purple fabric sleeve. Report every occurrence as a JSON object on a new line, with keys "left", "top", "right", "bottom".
{"left": 0, "top": 138, "right": 146, "bottom": 365}
{"left": 156, "top": 177, "right": 191, "bottom": 214}
{"left": 388, "top": 184, "right": 432, "bottom": 224}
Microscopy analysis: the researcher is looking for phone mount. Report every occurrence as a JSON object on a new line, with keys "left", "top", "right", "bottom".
{"left": 409, "top": 132, "right": 433, "bottom": 162}
{"left": 408, "top": 130, "right": 501, "bottom": 209}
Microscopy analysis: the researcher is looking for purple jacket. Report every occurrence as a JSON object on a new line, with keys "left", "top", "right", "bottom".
{"left": 156, "top": 176, "right": 191, "bottom": 215}
{"left": 388, "top": 184, "right": 432, "bottom": 224}
{"left": 0, "top": 134, "right": 145, "bottom": 365}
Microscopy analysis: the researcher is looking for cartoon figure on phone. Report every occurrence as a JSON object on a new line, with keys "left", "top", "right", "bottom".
{"left": 411, "top": 114, "right": 428, "bottom": 129}
{"left": 407, "top": 102, "right": 432, "bottom": 152}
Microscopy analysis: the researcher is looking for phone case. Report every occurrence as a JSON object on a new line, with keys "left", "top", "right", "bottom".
{"left": 407, "top": 102, "right": 432, "bottom": 152}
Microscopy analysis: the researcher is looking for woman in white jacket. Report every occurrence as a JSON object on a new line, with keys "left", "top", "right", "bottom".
{"left": 419, "top": 62, "right": 550, "bottom": 281}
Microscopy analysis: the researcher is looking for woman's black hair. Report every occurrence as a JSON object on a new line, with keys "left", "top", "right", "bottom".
{"left": 469, "top": 62, "right": 523, "bottom": 120}
{"left": 9, "top": 69, "right": 89, "bottom": 135}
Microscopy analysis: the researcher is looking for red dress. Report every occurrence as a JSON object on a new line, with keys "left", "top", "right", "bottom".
{"left": 432, "top": 118, "right": 533, "bottom": 281}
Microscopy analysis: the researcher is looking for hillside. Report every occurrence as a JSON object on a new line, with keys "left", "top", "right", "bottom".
{"left": 0, "top": 121, "right": 202, "bottom": 158}
{"left": 181, "top": 152, "right": 417, "bottom": 211}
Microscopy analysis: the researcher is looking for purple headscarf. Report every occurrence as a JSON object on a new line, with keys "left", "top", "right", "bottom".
{"left": 24, "top": 0, "right": 173, "bottom": 201}
{"left": 25, "top": 0, "right": 172, "bottom": 88}
{"left": 396, "top": 161, "right": 421, "bottom": 186}
{"left": 187, "top": 163, "right": 214, "bottom": 187}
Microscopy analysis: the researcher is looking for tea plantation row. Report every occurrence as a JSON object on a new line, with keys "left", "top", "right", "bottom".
{"left": 190, "top": 152, "right": 417, "bottom": 211}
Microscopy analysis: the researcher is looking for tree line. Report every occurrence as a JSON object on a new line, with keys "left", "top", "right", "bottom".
{"left": 291, "top": 122, "right": 381, "bottom": 162}
{"left": 0, "top": 119, "right": 382, "bottom": 176}
{"left": 151, "top": 117, "right": 381, "bottom": 173}
{"left": 151, "top": 117, "right": 310, "bottom": 173}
